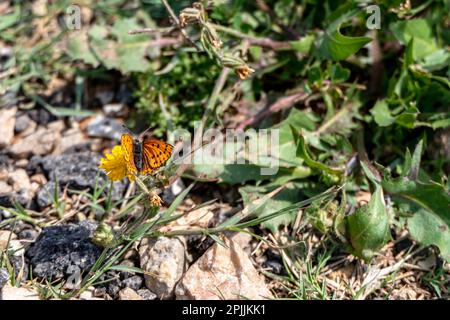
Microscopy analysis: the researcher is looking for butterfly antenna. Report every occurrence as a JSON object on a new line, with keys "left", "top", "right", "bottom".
{"left": 121, "top": 124, "right": 134, "bottom": 135}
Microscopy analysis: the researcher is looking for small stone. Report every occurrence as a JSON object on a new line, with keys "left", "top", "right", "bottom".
{"left": 162, "top": 178, "right": 186, "bottom": 204}
{"left": 26, "top": 221, "right": 101, "bottom": 279}
{"left": 0, "top": 181, "right": 12, "bottom": 194}
{"left": 14, "top": 113, "right": 35, "bottom": 134}
{"left": 53, "top": 127, "right": 86, "bottom": 155}
{"left": 30, "top": 173, "right": 47, "bottom": 185}
{"left": 137, "top": 289, "right": 157, "bottom": 300}
{"left": 18, "top": 229, "right": 39, "bottom": 241}
{"left": 103, "top": 103, "right": 127, "bottom": 117}
{"left": 0, "top": 107, "right": 17, "bottom": 148}
{"left": 139, "top": 237, "right": 187, "bottom": 299}
{"left": 14, "top": 159, "right": 29, "bottom": 168}
{"left": 0, "top": 284, "right": 40, "bottom": 300}
{"left": 86, "top": 115, "right": 123, "bottom": 141}
{"left": 8, "top": 169, "right": 31, "bottom": 192}
{"left": 122, "top": 275, "right": 143, "bottom": 291}
{"left": 118, "top": 288, "right": 143, "bottom": 300}
{"left": 9, "top": 126, "right": 61, "bottom": 158}
{"left": 175, "top": 237, "right": 272, "bottom": 300}
{"left": 0, "top": 268, "right": 9, "bottom": 289}
{"left": 0, "top": 230, "right": 17, "bottom": 251}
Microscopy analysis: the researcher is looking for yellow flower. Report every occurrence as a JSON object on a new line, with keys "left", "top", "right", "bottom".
{"left": 99, "top": 145, "right": 135, "bottom": 181}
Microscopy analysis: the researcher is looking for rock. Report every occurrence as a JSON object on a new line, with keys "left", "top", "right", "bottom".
{"left": 175, "top": 237, "right": 272, "bottom": 300}
{"left": 28, "top": 108, "right": 56, "bottom": 125}
{"left": 118, "top": 288, "right": 143, "bottom": 300}
{"left": 139, "top": 237, "right": 187, "bottom": 299}
{"left": 30, "top": 173, "right": 47, "bottom": 185}
{"left": 0, "top": 189, "right": 33, "bottom": 208}
{"left": 35, "top": 182, "right": 58, "bottom": 208}
{"left": 86, "top": 115, "right": 123, "bottom": 141}
{"left": 122, "top": 275, "right": 143, "bottom": 291}
{"left": 263, "top": 260, "right": 283, "bottom": 274}
{"left": 0, "top": 230, "right": 17, "bottom": 251}
{"left": 161, "top": 178, "right": 185, "bottom": 204}
{"left": 0, "top": 181, "right": 12, "bottom": 194}
{"left": 0, "top": 268, "right": 9, "bottom": 289}
{"left": 0, "top": 107, "right": 17, "bottom": 147}
{"left": 137, "top": 289, "right": 157, "bottom": 300}
{"left": 0, "top": 284, "right": 40, "bottom": 300}
{"left": 53, "top": 127, "right": 87, "bottom": 155}
{"left": 26, "top": 221, "right": 102, "bottom": 279}
{"left": 9, "top": 125, "right": 61, "bottom": 158}
{"left": 14, "top": 113, "right": 35, "bottom": 134}
{"left": 103, "top": 103, "right": 127, "bottom": 117}
{"left": 8, "top": 169, "right": 31, "bottom": 192}
{"left": 31, "top": 152, "right": 127, "bottom": 207}
{"left": 18, "top": 229, "right": 39, "bottom": 241}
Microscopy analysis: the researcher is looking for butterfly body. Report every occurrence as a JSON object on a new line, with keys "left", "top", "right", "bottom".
{"left": 121, "top": 132, "right": 173, "bottom": 176}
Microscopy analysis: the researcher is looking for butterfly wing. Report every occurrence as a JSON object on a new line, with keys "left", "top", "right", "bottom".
{"left": 121, "top": 133, "right": 137, "bottom": 175}
{"left": 141, "top": 138, "right": 173, "bottom": 175}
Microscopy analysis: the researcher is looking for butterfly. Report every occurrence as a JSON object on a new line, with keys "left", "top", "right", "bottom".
{"left": 120, "top": 129, "right": 173, "bottom": 176}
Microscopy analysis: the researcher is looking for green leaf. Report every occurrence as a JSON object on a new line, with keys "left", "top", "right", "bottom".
{"left": 390, "top": 19, "right": 439, "bottom": 60}
{"left": 319, "top": 10, "right": 371, "bottom": 61}
{"left": 346, "top": 182, "right": 390, "bottom": 262}
{"left": 0, "top": 6, "right": 21, "bottom": 32}
{"left": 381, "top": 140, "right": 450, "bottom": 261}
{"left": 67, "top": 31, "right": 100, "bottom": 67}
{"left": 239, "top": 184, "right": 301, "bottom": 232}
{"left": 408, "top": 206, "right": 450, "bottom": 262}
{"left": 370, "top": 100, "right": 396, "bottom": 127}
{"left": 290, "top": 35, "right": 315, "bottom": 54}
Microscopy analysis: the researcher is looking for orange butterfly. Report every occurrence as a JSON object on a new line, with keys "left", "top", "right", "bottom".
{"left": 121, "top": 130, "right": 173, "bottom": 176}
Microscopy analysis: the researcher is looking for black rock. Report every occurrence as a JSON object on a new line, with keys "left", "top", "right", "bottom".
{"left": 0, "top": 189, "right": 33, "bottom": 208}
{"left": 30, "top": 152, "right": 127, "bottom": 208}
{"left": 263, "top": 260, "right": 284, "bottom": 275}
{"left": 0, "top": 268, "right": 8, "bottom": 289}
{"left": 122, "top": 275, "right": 143, "bottom": 291}
{"left": 28, "top": 108, "right": 56, "bottom": 125}
{"left": 26, "top": 221, "right": 101, "bottom": 279}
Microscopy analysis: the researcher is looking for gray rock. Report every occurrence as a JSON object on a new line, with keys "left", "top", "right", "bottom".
{"left": 122, "top": 275, "right": 143, "bottom": 291}
{"left": 0, "top": 268, "right": 8, "bottom": 289}
{"left": 86, "top": 115, "right": 123, "bottom": 141}
{"left": 137, "top": 289, "right": 157, "bottom": 300}
{"left": 26, "top": 221, "right": 101, "bottom": 279}
{"left": 14, "top": 113, "right": 35, "bottom": 134}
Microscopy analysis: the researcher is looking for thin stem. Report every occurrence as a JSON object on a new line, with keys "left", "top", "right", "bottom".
{"left": 160, "top": 0, "right": 202, "bottom": 51}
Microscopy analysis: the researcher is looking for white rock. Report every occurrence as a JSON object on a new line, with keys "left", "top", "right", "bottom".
{"left": 0, "top": 284, "right": 40, "bottom": 300}
{"left": 0, "top": 107, "right": 17, "bottom": 147}
{"left": 139, "top": 237, "right": 187, "bottom": 299}
{"left": 175, "top": 236, "right": 272, "bottom": 300}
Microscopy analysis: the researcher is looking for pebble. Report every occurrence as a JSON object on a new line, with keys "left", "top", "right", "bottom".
{"left": 86, "top": 115, "right": 123, "bottom": 141}
{"left": 118, "top": 288, "right": 143, "bottom": 300}
{"left": 139, "top": 237, "right": 187, "bottom": 299}
{"left": 0, "top": 107, "right": 17, "bottom": 147}
{"left": 14, "top": 113, "right": 35, "bottom": 134}
{"left": 0, "top": 268, "right": 9, "bottom": 289}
